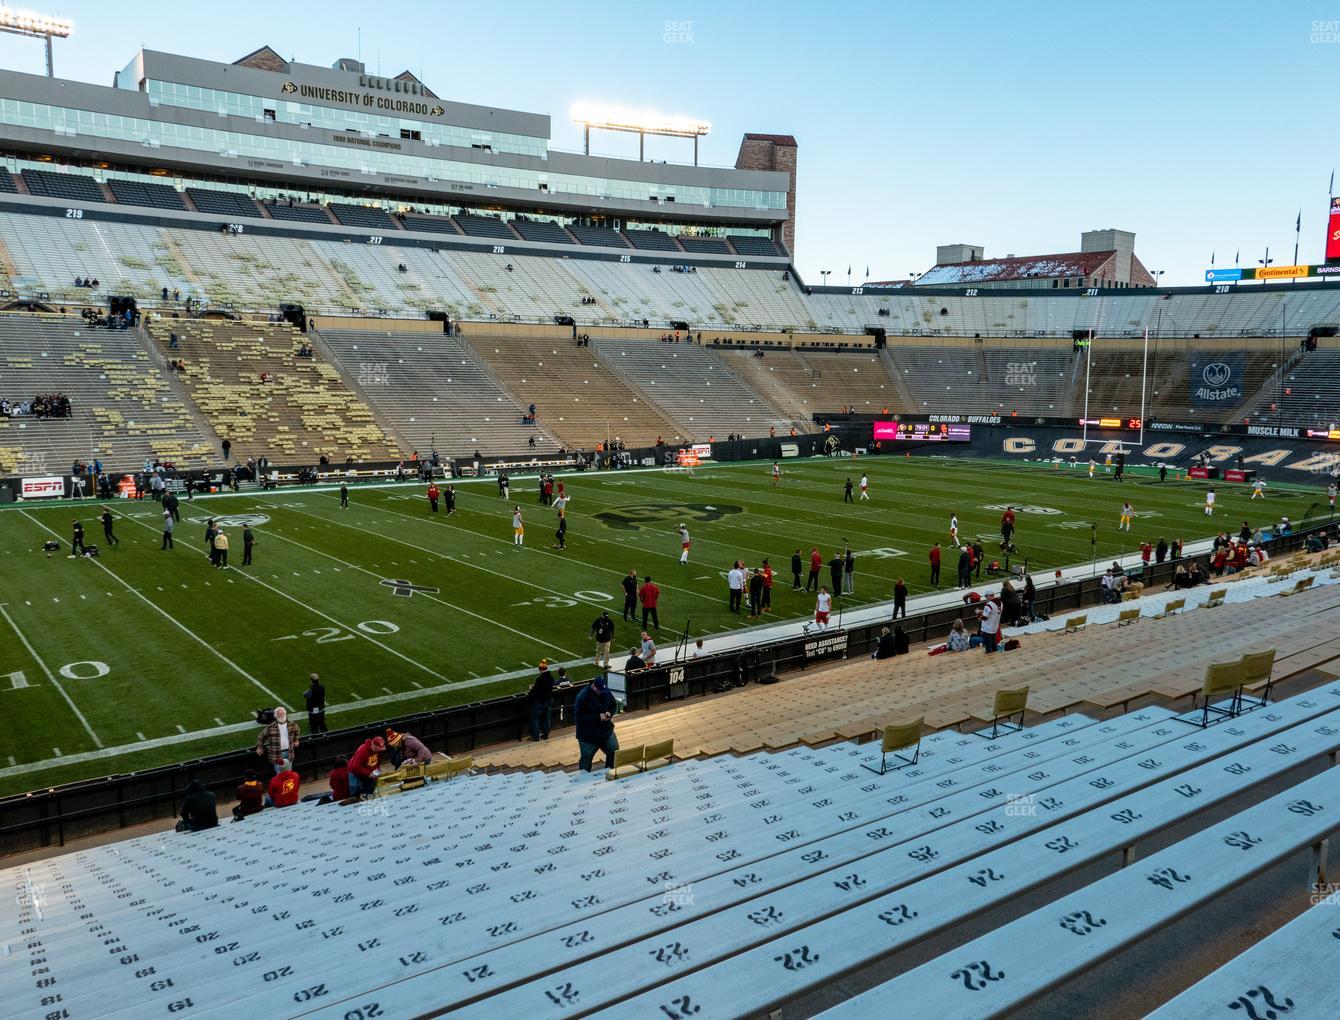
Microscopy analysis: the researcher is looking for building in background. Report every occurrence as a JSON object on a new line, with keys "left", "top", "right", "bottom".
{"left": 0, "top": 45, "right": 793, "bottom": 254}
{"left": 914, "top": 229, "right": 1155, "bottom": 290}
{"left": 735, "top": 133, "right": 797, "bottom": 254}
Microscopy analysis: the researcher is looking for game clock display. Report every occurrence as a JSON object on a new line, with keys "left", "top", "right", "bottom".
{"left": 873, "top": 421, "right": 972, "bottom": 442}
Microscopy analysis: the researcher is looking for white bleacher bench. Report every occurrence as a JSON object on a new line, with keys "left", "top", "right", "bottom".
{"left": 11, "top": 690, "right": 1340, "bottom": 1020}
{"left": 228, "top": 714, "right": 1143, "bottom": 1018}
{"left": 0, "top": 718, "right": 1096, "bottom": 1019}
{"left": 404, "top": 698, "right": 1340, "bottom": 1018}
{"left": 815, "top": 766, "right": 1340, "bottom": 1020}
{"left": 1146, "top": 900, "right": 1340, "bottom": 1019}
{"left": 539, "top": 691, "right": 1340, "bottom": 1020}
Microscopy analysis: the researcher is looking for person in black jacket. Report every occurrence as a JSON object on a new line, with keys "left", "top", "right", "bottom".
{"left": 829, "top": 553, "right": 844, "bottom": 597}
{"left": 591, "top": 610, "right": 615, "bottom": 670}
{"left": 528, "top": 660, "right": 555, "bottom": 741}
{"left": 872, "top": 626, "right": 897, "bottom": 660}
{"left": 892, "top": 625, "right": 910, "bottom": 655}
{"left": 303, "top": 673, "right": 328, "bottom": 734}
{"left": 790, "top": 549, "right": 803, "bottom": 589}
{"left": 893, "top": 578, "right": 908, "bottom": 619}
{"left": 574, "top": 674, "right": 618, "bottom": 771}
{"left": 1000, "top": 579, "right": 1023, "bottom": 627}
{"left": 747, "top": 567, "right": 764, "bottom": 618}
{"left": 179, "top": 778, "right": 218, "bottom": 832}
{"left": 621, "top": 569, "right": 638, "bottom": 622}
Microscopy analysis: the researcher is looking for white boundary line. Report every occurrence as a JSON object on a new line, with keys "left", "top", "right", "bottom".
{"left": 227, "top": 513, "right": 583, "bottom": 659}
{"left": 0, "top": 602, "right": 103, "bottom": 749}
{"left": 103, "top": 509, "right": 460, "bottom": 685}
{"left": 0, "top": 656, "right": 590, "bottom": 782}
{"left": 16, "top": 509, "right": 286, "bottom": 705}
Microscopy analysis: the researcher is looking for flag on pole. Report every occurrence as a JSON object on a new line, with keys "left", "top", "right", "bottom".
{"left": 1234, "top": 249, "right": 1240, "bottom": 264}
{"left": 1330, "top": 169, "right": 1335, "bottom": 198}
{"left": 1211, "top": 251, "right": 1215, "bottom": 266}
{"left": 1296, "top": 210, "right": 1302, "bottom": 233}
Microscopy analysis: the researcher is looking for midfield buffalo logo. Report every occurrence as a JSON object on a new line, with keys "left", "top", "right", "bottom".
{"left": 596, "top": 502, "right": 742, "bottom": 532}
{"left": 188, "top": 513, "right": 269, "bottom": 528}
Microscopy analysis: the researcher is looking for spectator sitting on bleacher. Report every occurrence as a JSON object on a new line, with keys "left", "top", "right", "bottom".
{"left": 872, "top": 626, "right": 897, "bottom": 660}
{"left": 232, "top": 770, "right": 265, "bottom": 820}
{"left": 347, "top": 735, "right": 386, "bottom": 799}
{"left": 944, "top": 618, "right": 971, "bottom": 652}
{"left": 327, "top": 757, "right": 350, "bottom": 802}
{"left": 178, "top": 778, "right": 218, "bottom": 832}
{"left": 386, "top": 729, "right": 433, "bottom": 767}
{"left": 265, "top": 767, "right": 300, "bottom": 808}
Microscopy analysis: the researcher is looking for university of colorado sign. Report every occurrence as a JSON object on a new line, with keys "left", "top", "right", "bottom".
{"left": 282, "top": 79, "right": 445, "bottom": 117}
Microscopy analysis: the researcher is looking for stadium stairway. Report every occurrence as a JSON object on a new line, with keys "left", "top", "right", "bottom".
{"left": 10, "top": 685, "right": 1340, "bottom": 1017}
{"left": 470, "top": 562, "right": 1340, "bottom": 771}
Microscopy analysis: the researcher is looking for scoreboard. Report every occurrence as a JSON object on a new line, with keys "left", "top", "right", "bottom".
{"left": 874, "top": 421, "right": 972, "bottom": 442}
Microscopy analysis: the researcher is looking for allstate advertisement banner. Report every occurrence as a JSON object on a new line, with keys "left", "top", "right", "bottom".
{"left": 1190, "top": 353, "right": 1244, "bottom": 407}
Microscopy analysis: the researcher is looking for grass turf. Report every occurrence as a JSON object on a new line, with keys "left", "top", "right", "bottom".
{"left": 0, "top": 455, "right": 1314, "bottom": 796}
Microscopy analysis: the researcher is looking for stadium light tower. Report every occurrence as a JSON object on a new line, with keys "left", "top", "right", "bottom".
{"left": 0, "top": 6, "right": 73, "bottom": 77}
{"left": 820, "top": 270, "right": 831, "bottom": 287}
{"left": 571, "top": 103, "right": 711, "bottom": 165}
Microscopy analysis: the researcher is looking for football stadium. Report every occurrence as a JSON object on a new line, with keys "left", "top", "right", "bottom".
{"left": 3, "top": 6, "right": 1340, "bottom": 1018}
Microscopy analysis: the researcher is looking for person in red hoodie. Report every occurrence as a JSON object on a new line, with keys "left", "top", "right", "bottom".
{"left": 426, "top": 483, "right": 440, "bottom": 514}
{"left": 266, "top": 768, "right": 300, "bottom": 808}
{"left": 807, "top": 546, "right": 822, "bottom": 592}
{"left": 232, "top": 769, "right": 265, "bottom": 821}
{"left": 347, "top": 735, "right": 386, "bottom": 799}
{"left": 638, "top": 575, "right": 660, "bottom": 630}
{"left": 327, "top": 756, "right": 350, "bottom": 803}
{"left": 928, "top": 542, "right": 942, "bottom": 588}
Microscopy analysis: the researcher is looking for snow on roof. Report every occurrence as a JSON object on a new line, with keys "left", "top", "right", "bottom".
{"left": 915, "top": 250, "right": 1114, "bottom": 286}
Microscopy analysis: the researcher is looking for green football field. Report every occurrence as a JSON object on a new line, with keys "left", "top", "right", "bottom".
{"left": 0, "top": 454, "right": 1316, "bottom": 796}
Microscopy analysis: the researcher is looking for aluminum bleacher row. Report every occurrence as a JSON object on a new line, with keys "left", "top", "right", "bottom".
{"left": 2, "top": 203, "right": 1340, "bottom": 342}
{"left": 0, "top": 313, "right": 214, "bottom": 472}
{"left": 5, "top": 677, "right": 1338, "bottom": 1019}
{"left": 475, "top": 563, "right": 1340, "bottom": 770}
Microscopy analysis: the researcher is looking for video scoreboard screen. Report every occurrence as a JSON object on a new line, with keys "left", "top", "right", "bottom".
{"left": 874, "top": 421, "right": 972, "bottom": 442}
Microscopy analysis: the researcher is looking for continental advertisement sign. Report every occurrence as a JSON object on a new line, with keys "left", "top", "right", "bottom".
{"left": 1210, "top": 262, "right": 1340, "bottom": 281}
{"left": 281, "top": 80, "right": 445, "bottom": 117}
{"left": 1254, "top": 264, "right": 1309, "bottom": 280}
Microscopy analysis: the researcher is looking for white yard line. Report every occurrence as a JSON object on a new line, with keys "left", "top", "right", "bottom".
{"left": 230, "top": 519, "right": 582, "bottom": 659}
{"left": 18, "top": 509, "right": 286, "bottom": 705}
{"left": 0, "top": 602, "right": 103, "bottom": 749}
{"left": 310, "top": 491, "right": 723, "bottom": 605}
{"left": 0, "top": 656, "right": 586, "bottom": 782}
{"left": 105, "top": 509, "right": 460, "bottom": 685}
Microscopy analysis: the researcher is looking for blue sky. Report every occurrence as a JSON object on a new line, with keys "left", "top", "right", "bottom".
{"left": 0, "top": 0, "right": 1334, "bottom": 284}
